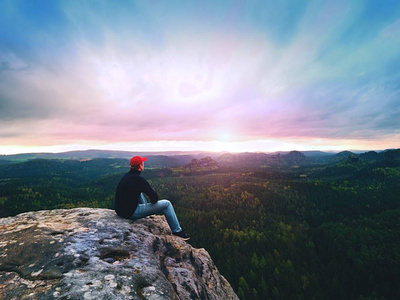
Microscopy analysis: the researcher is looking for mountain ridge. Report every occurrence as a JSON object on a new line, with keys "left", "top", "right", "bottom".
{"left": 1, "top": 148, "right": 388, "bottom": 160}
{"left": 1, "top": 148, "right": 398, "bottom": 169}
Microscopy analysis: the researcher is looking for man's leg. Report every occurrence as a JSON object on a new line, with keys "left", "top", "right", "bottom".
{"left": 132, "top": 199, "right": 182, "bottom": 233}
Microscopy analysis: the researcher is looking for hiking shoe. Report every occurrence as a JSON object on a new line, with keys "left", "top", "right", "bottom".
{"left": 173, "top": 231, "right": 191, "bottom": 240}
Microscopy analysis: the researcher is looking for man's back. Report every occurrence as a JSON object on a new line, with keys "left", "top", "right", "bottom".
{"left": 115, "top": 170, "right": 158, "bottom": 218}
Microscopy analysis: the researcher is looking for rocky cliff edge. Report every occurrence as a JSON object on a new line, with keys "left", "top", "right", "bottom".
{"left": 0, "top": 208, "right": 238, "bottom": 300}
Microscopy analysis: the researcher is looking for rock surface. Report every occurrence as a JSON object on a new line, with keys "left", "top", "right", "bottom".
{"left": 0, "top": 208, "right": 238, "bottom": 300}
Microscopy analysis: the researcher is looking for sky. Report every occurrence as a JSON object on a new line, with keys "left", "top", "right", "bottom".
{"left": 1, "top": 0, "right": 399, "bottom": 155}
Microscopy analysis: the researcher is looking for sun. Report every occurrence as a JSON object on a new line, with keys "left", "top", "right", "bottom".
{"left": 216, "top": 130, "right": 233, "bottom": 142}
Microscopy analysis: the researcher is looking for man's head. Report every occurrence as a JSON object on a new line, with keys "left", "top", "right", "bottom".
{"left": 130, "top": 156, "right": 147, "bottom": 171}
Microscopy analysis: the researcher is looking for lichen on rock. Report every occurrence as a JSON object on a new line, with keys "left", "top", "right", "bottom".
{"left": 0, "top": 208, "right": 238, "bottom": 300}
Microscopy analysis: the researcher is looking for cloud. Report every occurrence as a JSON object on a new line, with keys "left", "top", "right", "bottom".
{"left": 0, "top": 0, "right": 399, "bottom": 152}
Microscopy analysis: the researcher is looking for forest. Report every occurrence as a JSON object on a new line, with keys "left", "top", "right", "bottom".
{"left": 0, "top": 149, "right": 399, "bottom": 300}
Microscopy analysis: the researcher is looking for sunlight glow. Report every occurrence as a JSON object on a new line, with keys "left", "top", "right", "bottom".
{"left": 2, "top": 135, "right": 398, "bottom": 156}
{"left": 214, "top": 130, "right": 234, "bottom": 142}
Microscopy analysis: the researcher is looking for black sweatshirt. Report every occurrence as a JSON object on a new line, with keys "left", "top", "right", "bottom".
{"left": 114, "top": 170, "right": 158, "bottom": 218}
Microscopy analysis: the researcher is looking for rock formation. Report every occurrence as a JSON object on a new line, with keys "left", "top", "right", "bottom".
{"left": 0, "top": 208, "right": 238, "bottom": 300}
{"left": 185, "top": 157, "right": 219, "bottom": 170}
{"left": 283, "top": 151, "right": 308, "bottom": 166}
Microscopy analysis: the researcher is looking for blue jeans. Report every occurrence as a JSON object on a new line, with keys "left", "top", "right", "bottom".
{"left": 132, "top": 194, "right": 182, "bottom": 233}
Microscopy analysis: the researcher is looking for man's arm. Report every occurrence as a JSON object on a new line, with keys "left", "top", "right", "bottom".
{"left": 142, "top": 180, "right": 159, "bottom": 203}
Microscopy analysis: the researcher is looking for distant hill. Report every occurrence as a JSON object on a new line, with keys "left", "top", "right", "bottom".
{"left": 185, "top": 156, "right": 219, "bottom": 169}
{"left": 359, "top": 151, "right": 380, "bottom": 162}
{"left": 383, "top": 148, "right": 400, "bottom": 162}
{"left": 216, "top": 152, "right": 271, "bottom": 167}
{"left": 301, "top": 151, "right": 335, "bottom": 157}
{"left": 327, "top": 149, "right": 400, "bottom": 164}
{"left": 0, "top": 150, "right": 194, "bottom": 168}
{"left": 0, "top": 149, "right": 134, "bottom": 160}
{"left": 274, "top": 150, "right": 334, "bottom": 157}
{"left": 0, "top": 149, "right": 222, "bottom": 164}
{"left": 329, "top": 151, "right": 356, "bottom": 164}
{"left": 284, "top": 150, "right": 308, "bottom": 165}
{"left": 216, "top": 151, "right": 309, "bottom": 167}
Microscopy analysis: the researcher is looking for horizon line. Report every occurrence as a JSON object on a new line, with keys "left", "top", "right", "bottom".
{"left": 1, "top": 147, "right": 396, "bottom": 157}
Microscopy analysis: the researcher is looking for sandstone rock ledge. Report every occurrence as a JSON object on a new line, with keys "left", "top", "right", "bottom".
{"left": 0, "top": 208, "right": 239, "bottom": 300}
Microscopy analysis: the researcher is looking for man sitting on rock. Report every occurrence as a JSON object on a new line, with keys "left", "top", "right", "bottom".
{"left": 115, "top": 156, "right": 190, "bottom": 240}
